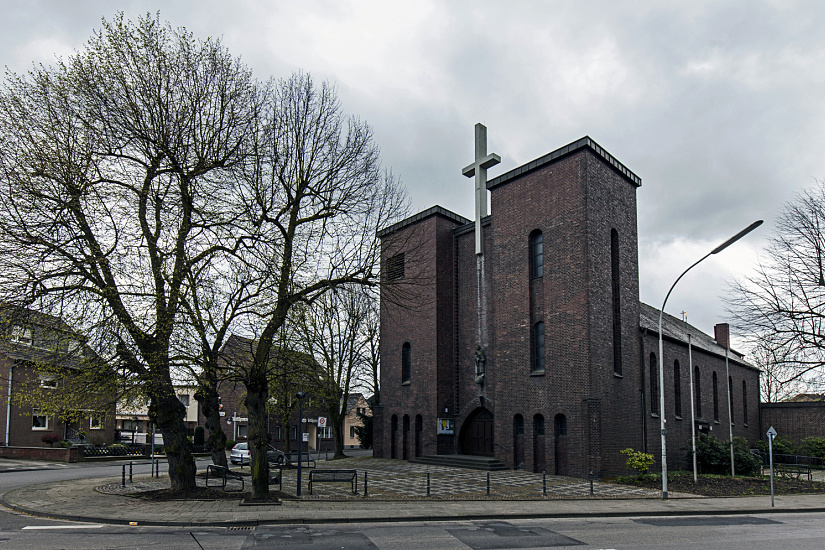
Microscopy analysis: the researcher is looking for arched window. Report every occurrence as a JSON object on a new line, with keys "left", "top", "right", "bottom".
{"left": 530, "top": 230, "right": 543, "bottom": 278}
{"left": 694, "top": 366, "right": 702, "bottom": 418}
{"left": 742, "top": 380, "right": 748, "bottom": 425}
{"left": 611, "top": 229, "right": 622, "bottom": 375}
{"left": 674, "top": 360, "right": 682, "bottom": 418}
{"left": 649, "top": 352, "right": 659, "bottom": 414}
{"left": 531, "top": 322, "right": 545, "bottom": 372}
{"left": 712, "top": 372, "right": 719, "bottom": 421}
{"left": 401, "top": 342, "right": 411, "bottom": 384}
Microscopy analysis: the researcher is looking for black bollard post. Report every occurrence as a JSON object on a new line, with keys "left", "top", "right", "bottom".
{"left": 364, "top": 470, "right": 368, "bottom": 497}
{"left": 121, "top": 463, "right": 126, "bottom": 488}
{"left": 487, "top": 472, "right": 490, "bottom": 496}
{"left": 590, "top": 470, "right": 594, "bottom": 495}
{"left": 427, "top": 471, "right": 431, "bottom": 496}
{"left": 543, "top": 471, "right": 546, "bottom": 496}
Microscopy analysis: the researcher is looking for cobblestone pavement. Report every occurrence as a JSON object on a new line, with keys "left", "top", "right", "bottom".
{"left": 97, "top": 457, "right": 689, "bottom": 500}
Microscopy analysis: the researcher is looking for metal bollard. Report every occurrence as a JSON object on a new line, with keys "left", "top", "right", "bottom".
{"left": 364, "top": 470, "right": 368, "bottom": 497}
{"left": 543, "top": 471, "right": 546, "bottom": 496}
{"left": 121, "top": 463, "right": 126, "bottom": 488}
{"left": 129, "top": 461, "right": 133, "bottom": 483}
{"left": 589, "top": 470, "right": 594, "bottom": 495}
{"left": 427, "top": 471, "right": 430, "bottom": 496}
{"left": 486, "top": 472, "right": 490, "bottom": 496}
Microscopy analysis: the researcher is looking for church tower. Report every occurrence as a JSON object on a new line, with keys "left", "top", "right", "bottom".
{"left": 376, "top": 134, "right": 643, "bottom": 476}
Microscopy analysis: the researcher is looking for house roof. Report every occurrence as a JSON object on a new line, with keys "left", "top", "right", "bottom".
{"left": 0, "top": 303, "right": 91, "bottom": 369}
{"left": 639, "top": 302, "right": 757, "bottom": 371}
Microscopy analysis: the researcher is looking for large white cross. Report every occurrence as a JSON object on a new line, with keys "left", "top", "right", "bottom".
{"left": 462, "top": 123, "right": 500, "bottom": 255}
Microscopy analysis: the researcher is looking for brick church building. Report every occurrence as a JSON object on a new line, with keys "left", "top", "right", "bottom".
{"left": 374, "top": 129, "right": 760, "bottom": 477}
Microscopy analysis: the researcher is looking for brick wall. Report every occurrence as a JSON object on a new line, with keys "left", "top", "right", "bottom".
{"left": 760, "top": 402, "right": 825, "bottom": 446}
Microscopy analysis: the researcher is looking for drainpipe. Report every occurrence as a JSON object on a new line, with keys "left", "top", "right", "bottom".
{"left": 5, "top": 363, "right": 13, "bottom": 446}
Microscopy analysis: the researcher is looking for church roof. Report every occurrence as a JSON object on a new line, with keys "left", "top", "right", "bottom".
{"left": 487, "top": 136, "right": 642, "bottom": 190}
{"left": 377, "top": 205, "right": 471, "bottom": 238}
{"left": 639, "top": 302, "right": 757, "bottom": 371}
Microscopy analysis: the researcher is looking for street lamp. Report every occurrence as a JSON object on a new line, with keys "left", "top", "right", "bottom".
{"left": 296, "top": 391, "right": 307, "bottom": 497}
{"left": 657, "top": 220, "right": 762, "bottom": 499}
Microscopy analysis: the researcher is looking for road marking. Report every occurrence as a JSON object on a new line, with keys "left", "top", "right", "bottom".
{"left": 22, "top": 524, "right": 103, "bottom": 530}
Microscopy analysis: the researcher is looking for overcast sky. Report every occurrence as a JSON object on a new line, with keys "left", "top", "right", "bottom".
{"left": 3, "top": 1, "right": 824, "bottom": 350}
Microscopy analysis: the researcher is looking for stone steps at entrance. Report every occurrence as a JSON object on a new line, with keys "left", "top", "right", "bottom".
{"left": 408, "top": 454, "right": 509, "bottom": 471}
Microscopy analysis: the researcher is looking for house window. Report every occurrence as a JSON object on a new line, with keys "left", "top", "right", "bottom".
{"left": 530, "top": 230, "right": 543, "bottom": 278}
{"left": 291, "top": 426, "right": 297, "bottom": 440}
{"left": 387, "top": 253, "right": 405, "bottom": 281}
{"left": 122, "top": 419, "right": 141, "bottom": 432}
{"left": 90, "top": 414, "right": 104, "bottom": 430}
{"left": 694, "top": 366, "right": 702, "bottom": 418}
{"left": 39, "top": 374, "right": 58, "bottom": 389}
{"left": 712, "top": 372, "right": 719, "bottom": 421}
{"left": 274, "top": 426, "right": 282, "bottom": 440}
{"left": 178, "top": 394, "right": 190, "bottom": 408}
{"left": 11, "top": 325, "right": 32, "bottom": 346}
{"left": 649, "top": 352, "right": 659, "bottom": 414}
{"left": 611, "top": 229, "right": 622, "bottom": 375}
{"left": 742, "top": 380, "right": 749, "bottom": 425}
{"left": 674, "top": 360, "right": 682, "bottom": 418}
{"left": 401, "top": 342, "right": 411, "bottom": 383}
{"left": 531, "top": 322, "right": 545, "bottom": 373}
{"left": 32, "top": 410, "right": 49, "bottom": 430}
{"left": 319, "top": 426, "right": 332, "bottom": 438}
{"left": 237, "top": 424, "right": 248, "bottom": 438}
{"left": 350, "top": 426, "right": 356, "bottom": 438}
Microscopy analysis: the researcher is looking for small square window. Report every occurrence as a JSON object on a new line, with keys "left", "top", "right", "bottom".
{"left": 90, "top": 414, "right": 104, "bottom": 430}
{"left": 39, "top": 375, "right": 58, "bottom": 389}
{"left": 387, "top": 253, "right": 405, "bottom": 281}
{"left": 32, "top": 410, "right": 49, "bottom": 430}
{"left": 11, "top": 325, "right": 32, "bottom": 346}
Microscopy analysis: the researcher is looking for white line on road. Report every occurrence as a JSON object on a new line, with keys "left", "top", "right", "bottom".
{"left": 22, "top": 524, "right": 103, "bottom": 530}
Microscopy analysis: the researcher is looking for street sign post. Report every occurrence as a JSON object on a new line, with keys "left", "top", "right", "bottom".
{"left": 767, "top": 425, "right": 777, "bottom": 507}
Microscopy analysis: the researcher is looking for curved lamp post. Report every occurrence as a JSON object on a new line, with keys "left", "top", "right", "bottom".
{"left": 658, "top": 220, "right": 762, "bottom": 499}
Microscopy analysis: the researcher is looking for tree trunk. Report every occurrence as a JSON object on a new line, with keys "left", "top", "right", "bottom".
{"left": 331, "top": 409, "right": 347, "bottom": 459}
{"left": 153, "top": 392, "right": 197, "bottom": 491}
{"left": 195, "top": 375, "right": 228, "bottom": 468}
{"left": 245, "top": 378, "right": 270, "bottom": 499}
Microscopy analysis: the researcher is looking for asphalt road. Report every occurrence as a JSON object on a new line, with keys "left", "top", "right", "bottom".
{"left": 2, "top": 457, "right": 825, "bottom": 549}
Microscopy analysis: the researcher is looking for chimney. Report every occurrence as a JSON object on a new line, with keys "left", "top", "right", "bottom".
{"left": 714, "top": 323, "right": 730, "bottom": 349}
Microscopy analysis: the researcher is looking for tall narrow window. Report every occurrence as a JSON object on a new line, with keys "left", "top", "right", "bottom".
{"left": 649, "top": 352, "right": 659, "bottom": 414}
{"left": 674, "top": 360, "right": 682, "bottom": 418}
{"left": 712, "top": 372, "right": 719, "bottom": 421}
{"left": 401, "top": 342, "right": 412, "bottom": 384}
{"left": 729, "top": 376, "right": 735, "bottom": 424}
{"left": 742, "top": 380, "right": 748, "bottom": 425}
{"left": 401, "top": 342, "right": 411, "bottom": 383}
{"left": 611, "top": 229, "right": 622, "bottom": 375}
{"left": 531, "top": 322, "right": 545, "bottom": 372}
{"left": 530, "top": 231, "right": 543, "bottom": 278}
{"left": 694, "top": 366, "right": 702, "bottom": 418}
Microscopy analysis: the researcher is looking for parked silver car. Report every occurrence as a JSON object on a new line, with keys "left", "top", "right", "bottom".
{"left": 229, "top": 442, "right": 285, "bottom": 465}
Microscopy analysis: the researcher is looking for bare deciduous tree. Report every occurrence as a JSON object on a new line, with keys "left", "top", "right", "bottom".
{"left": 729, "top": 181, "right": 825, "bottom": 399}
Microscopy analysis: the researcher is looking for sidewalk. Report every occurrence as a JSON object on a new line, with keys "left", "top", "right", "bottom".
{"left": 2, "top": 458, "right": 825, "bottom": 526}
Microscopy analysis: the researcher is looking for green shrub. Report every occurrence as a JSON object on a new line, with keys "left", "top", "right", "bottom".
{"left": 800, "top": 436, "right": 825, "bottom": 459}
{"left": 691, "top": 434, "right": 761, "bottom": 476}
{"left": 754, "top": 435, "right": 797, "bottom": 455}
{"left": 620, "top": 448, "right": 655, "bottom": 475}
{"left": 225, "top": 439, "right": 236, "bottom": 451}
{"left": 194, "top": 426, "right": 205, "bottom": 446}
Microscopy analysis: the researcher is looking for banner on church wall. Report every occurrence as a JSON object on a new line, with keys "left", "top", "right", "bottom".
{"left": 437, "top": 418, "right": 454, "bottom": 434}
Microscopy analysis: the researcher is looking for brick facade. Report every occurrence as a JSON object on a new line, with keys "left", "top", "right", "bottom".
{"left": 376, "top": 136, "right": 761, "bottom": 478}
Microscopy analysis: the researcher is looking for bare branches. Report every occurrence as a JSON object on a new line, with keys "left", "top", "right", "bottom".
{"left": 728, "top": 181, "right": 825, "bottom": 397}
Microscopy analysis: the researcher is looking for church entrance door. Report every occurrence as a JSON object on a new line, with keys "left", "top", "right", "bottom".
{"left": 460, "top": 408, "right": 494, "bottom": 456}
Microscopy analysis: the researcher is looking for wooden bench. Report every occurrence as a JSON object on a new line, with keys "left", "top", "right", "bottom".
{"left": 205, "top": 464, "right": 245, "bottom": 492}
{"left": 776, "top": 464, "right": 812, "bottom": 481}
{"left": 308, "top": 469, "right": 357, "bottom": 495}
